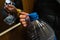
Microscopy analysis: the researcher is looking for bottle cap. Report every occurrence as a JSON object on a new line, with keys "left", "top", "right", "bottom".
{"left": 29, "top": 12, "right": 39, "bottom": 21}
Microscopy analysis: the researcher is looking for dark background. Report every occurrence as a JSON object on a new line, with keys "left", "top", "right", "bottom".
{"left": 33, "top": 0, "right": 60, "bottom": 40}
{"left": 0, "top": 0, "right": 26, "bottom": 40}
{"left": 0, "top": 0, "right": 34, "bottom": 40}
{"left": 0, "top": 0, "right": 60, "bottom": 40}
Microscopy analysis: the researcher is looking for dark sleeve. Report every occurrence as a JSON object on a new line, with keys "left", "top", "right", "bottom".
{"left": 14, "top": 0, "right": 23, "bottom": 10}
{"left": 33, "top": 0, "right": 60, "bottom": 31}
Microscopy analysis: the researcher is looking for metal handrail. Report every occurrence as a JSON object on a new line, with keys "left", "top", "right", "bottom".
{"left": 0, "top": 23, "right": 21, "bottom": 36}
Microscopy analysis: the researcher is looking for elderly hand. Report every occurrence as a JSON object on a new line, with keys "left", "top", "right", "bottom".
{"left": 19, "top": 12, "right": 29, "bottom": 27}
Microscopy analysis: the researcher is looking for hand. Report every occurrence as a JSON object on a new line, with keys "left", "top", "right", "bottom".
{"left": 4, "top": 5, "right": 29, "bottom": 27}
{"left": 4, "top": 4, "right": 17, "bottom": 13}
{"left": 19, "top": 12, "right": 29, "bottom": 27}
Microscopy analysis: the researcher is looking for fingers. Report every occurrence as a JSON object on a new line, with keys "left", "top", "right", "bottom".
{"left": 19, "top": 15, "right": 27, "bottom": 19}
{"left": 4, "top": 5, "right": 16, "bottom": 12}
{"left": 4, "top": 5, "right": 10, "bottom": 12}
{"left": 22, "top": 21, "right": 27, "bottom": 27}
{"left": 20, "top": 19, "right": 25, "bottom": 22}
{"left": 20, "top": 18, "right": 27, "bottom": 27}
{"left": 19, "top": 12, "right": 29, "bottom": 27}
{"left": 4, "top": 5, "right": 15, "bottom": 9}
{"left": 20, "top": 19, "right": 27, "bottom": 27}
{"left": 20, "top": 12, "right": 28, "bottom": 15}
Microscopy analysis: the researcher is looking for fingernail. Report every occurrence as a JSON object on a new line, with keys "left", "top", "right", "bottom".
{"left": 23, "top": 24, "right": 27, "bottom": 27}
{"left": 5, "top": 5, "right": 7, "bottom": 7}
{"left": 20, "top": 19, "right": 25, "bottom": 22}
{"left": 22, "top": 22, "right": 26, "bottom": 24}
